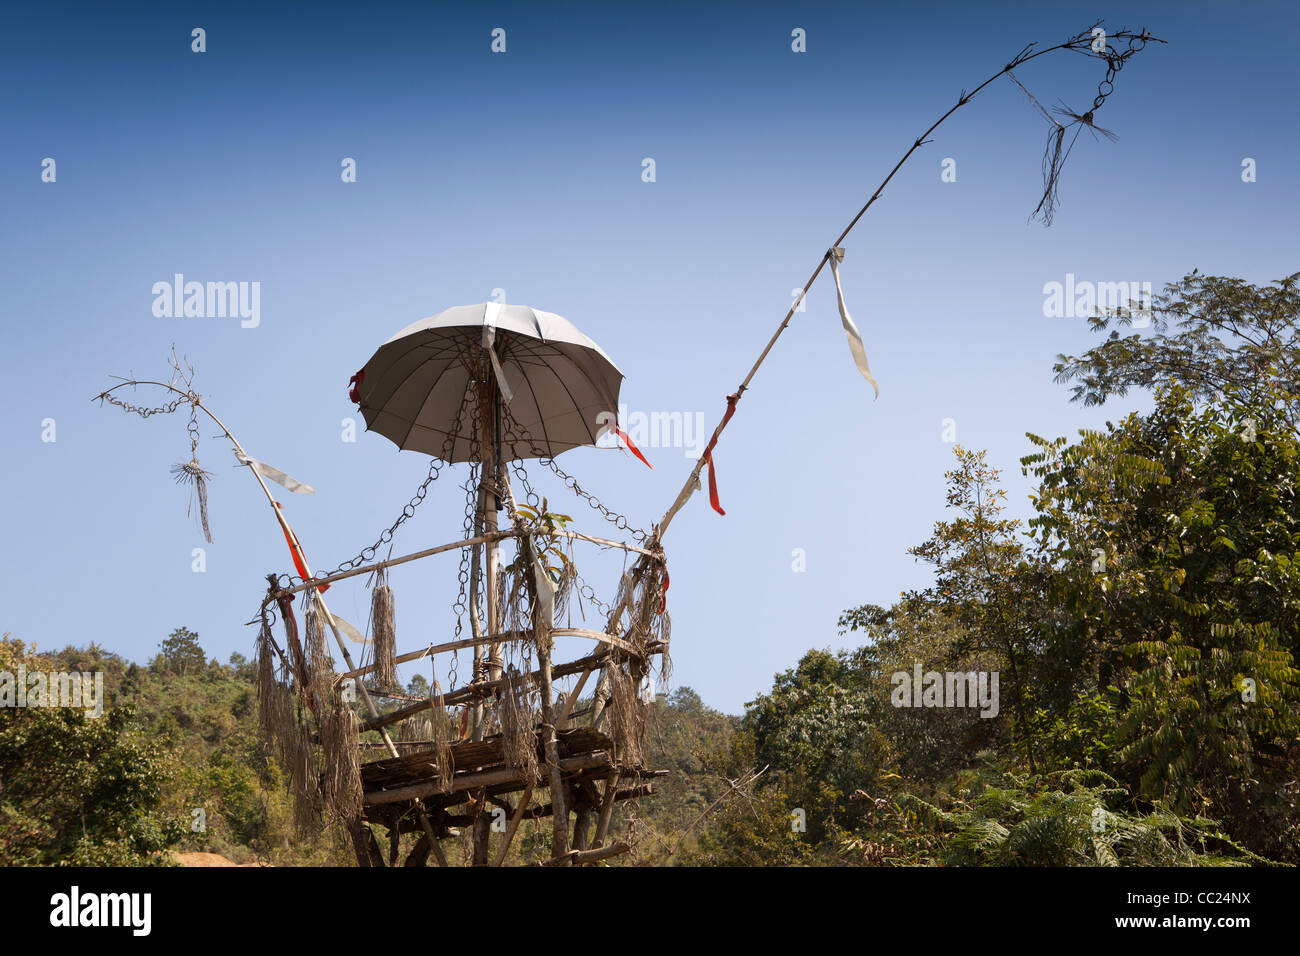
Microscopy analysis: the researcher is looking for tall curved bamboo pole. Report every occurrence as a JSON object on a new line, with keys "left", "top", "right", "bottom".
{"left": 96, "top": 379, "right": 447, "bottom": 864}
{"left": 651, "top": 26, "right": 1160, "bottom": 542}
{"left": 591, "top": 24, "right": 1160, "bottom": 734}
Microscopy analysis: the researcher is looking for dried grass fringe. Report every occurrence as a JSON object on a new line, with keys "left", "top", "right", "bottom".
{"left": 605, "top": 664, "right": 644, "bottom": 767}
{"left": 370, "top": 569, "right": 398, "bottom": 691}
{"left": 429, "top": 676, "right": 454, "bottom": 791}
{"left": 305, "top": 600, "right": 363, "bottom": 820}
{"left": 498, "top": 666, "right": 538, "bottom": 782}
{"left": 256, "top": 621, "right": 319, "bottom": 833}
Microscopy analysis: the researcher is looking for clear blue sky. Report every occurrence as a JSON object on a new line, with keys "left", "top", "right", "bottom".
{"left": 2, "top": 1, "right": 1296, "bottom": 714}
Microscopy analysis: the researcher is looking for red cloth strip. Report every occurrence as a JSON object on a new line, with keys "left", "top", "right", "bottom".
{"left": 705, "top": 452, "right": 725, "bottom": 515}
{"left": 611, "top": 424, "right": 652, "bottom": 469}
{"left": 275, "top": 503, "right": 329, "bottom": 593}
{"left": 698, "top": 393, "right": 738, "bottom": 517}
{"left": 348, "top": 369, "right": 365, "bottom": 404}
{"left": 658, "top": 569, "right": 670, "bottom": 615}
{"left": 700, "top": 392, "right": 740, "bottom": 462}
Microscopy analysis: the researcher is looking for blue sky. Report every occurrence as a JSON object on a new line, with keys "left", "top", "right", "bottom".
{"left": 1, "top": 1, "right": 1296, "bottom": 713}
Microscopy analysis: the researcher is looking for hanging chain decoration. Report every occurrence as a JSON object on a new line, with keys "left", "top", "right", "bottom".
{"left": 171, "top": 399, "right": 216, "bottom": 543}
{"left": 290, "top": 362, "right": 481, "bottom": 591}
{"left": 95, "top": 348, "right": 220, "bottom": 542}
{"left": 497, "top": 400, "right": 651, "bottom": 544}
{"left": 648, "top": 22, "right": 1162, "bottom": 543}
{"left": 1013, "top": 24, "right": 1157, "bottom": 225}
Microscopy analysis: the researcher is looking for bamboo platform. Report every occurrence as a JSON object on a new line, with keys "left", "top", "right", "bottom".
{"left": 359, "top": 725, "right": 664, "bottom": 858}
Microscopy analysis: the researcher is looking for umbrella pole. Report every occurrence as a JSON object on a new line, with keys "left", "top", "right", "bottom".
{"left": 470, "top": 377, "right": 503, "bottom": 864}
{"left": 495, "top": 451, "right": 572, "bottom": 863}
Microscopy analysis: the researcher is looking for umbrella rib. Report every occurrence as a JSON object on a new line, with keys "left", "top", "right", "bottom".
{"left": 541, "top": 351, "right": 604, "bottom": 446}
{"left": 504, "top": 336, "right": 619, "bottom": 449}
{"left": 367, "top": 339, "right": 460, "bottom": 409}
{"left": 393, "top": 335, "right": 471, "bottom": 452}
{"left": 512, "top": 346, "right": 557, "bottom": 458}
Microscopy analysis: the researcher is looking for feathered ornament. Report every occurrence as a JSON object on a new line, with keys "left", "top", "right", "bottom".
{"left": 1053, "top": 102, "right": 1119, "bottom": 142}
{"left": 171, "top": 456, "right": 214, "bottom": 543}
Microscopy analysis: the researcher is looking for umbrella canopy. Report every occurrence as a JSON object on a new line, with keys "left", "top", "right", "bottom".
{"left": 352, "top": 303, "right": 624, "bottom": 462}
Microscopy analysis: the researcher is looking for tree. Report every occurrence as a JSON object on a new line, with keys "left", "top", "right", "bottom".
{"left": 0, "top": 638, "right": 183, "bottom": 868}
{"left": 741, "top": 648, "right": 892, "bottom": 841}
{"left": 157, "top": 627, "right": 206, "bottom": 676}
{"left": 1022, "top": 386, "right": 1300, "bottom": 846}
{"left": 1054, "top": 270, "right": 1300, "bottom": 425}
{"left": 839, "top": 603, "right": 1006, "bottom": 783}
{"left": 899, "top": 446, "right": 1042, "bottom": 768}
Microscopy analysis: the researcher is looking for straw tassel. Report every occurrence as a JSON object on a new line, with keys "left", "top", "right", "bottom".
{"left": 429, "top": 676, "right": 454, "bottom": 791}
{"left": 171, "top": 457, "right": 214, "bottom": 543}
{"left": 498, "top": 666, "right": 538, "bottom": 784}
{"left": 370, "top": 569, "right": 398, "bottom": 691}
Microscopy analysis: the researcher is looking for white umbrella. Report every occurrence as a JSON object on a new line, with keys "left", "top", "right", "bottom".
{"left": 351, "top": 303, "right": 624, "bottom": 462}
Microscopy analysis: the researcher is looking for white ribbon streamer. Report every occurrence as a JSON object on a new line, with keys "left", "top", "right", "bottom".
{"left": 529, "top": 536, "right": 556, "bottom": 623}
{"left": 235, "top": 452, "right": 315, "bottom": 494}
{"left": 332, "top": 614, "right": 369, "bottom": 645}
{"left": 828, "top": 252, "right": 879, "bottom": 399}
{"left": 483, "top": 303, "right": 514, "bottom": 403}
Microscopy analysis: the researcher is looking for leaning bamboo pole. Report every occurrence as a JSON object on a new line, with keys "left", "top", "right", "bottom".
{"left": 96, "top": 379, "right": 446, "bottom": 866}
{"left": 648, "top": 26, "right": 1159, "bottom": 544}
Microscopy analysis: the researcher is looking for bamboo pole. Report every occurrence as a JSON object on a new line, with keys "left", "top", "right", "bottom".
{"left": 497, "top": 467, "right": 569, "bottom": 861}
{"left": 358, "top": 651, "right": 610, "bottom": 732}
{"left": 335, "top": 628, "right": 643, "bottom": 682}
{"left": 541, "top": 842, "right": 629, "bottom": 867}
{"left": 647, "top": 30, "right": 1159, "bottom": 544}
{"left": 266, "top": 527, "right": 648, "bottom": 600}
{"left": 589, "top": 768, "right": 622, "bottom": 848}
{"left": 491, "top": 780, "right": 534, "bottom": 867}
{"left": 96, "top": 380, "right": 448, "bottom": 866}
{"left": 472, "top": 378, "right": 501, "bottom": 865}
{"left": 365, "top": 752, "right": 611, "bottom": 806}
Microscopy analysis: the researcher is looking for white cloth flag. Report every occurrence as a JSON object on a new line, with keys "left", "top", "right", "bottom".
{"left": 483, "top": 303, "right": 515, "bottom": 403}
{"left": 828, "top": 252, "right": 879, "bottom": 399}
{"left": 331, "top": 614, "right": 369, "bottom": 645}
{"left": 235, "top": 452, "right": 315, "bottom": 494}
{"left": 530, "top": 537, "right": 556, "bottom": 622}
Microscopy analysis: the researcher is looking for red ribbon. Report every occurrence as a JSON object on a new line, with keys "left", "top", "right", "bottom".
{"left": 275, "top": 502, "right": 329, "bottom": 593}
{"left": 699, "top": 393, "right": 739, "bottom": 516}
{"left": 610, "top": 423, "right": 652, "bottom": 469}
{"left": 658, "top": 569, "right": 670, "bottom": 614}
{"left": 704, "top": 453, "right": 725, "bottom": 515}
{"left": 348, "top": 369, "right": 365, "bottom": 404}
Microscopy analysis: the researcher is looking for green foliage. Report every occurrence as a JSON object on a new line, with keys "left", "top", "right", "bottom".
{"left": 1054, "top": 270, "right": 1300, "bottom": 424}
{"left": 891, "top": 770, "right": 1261, "bottom": 866}
{"left": 0, "top": 632, "right": 352, "bottom": 866}
{"left": 1023, "top": 387, "right": 1300, "bottom": 826}
{"left": 0, "top": 637, "right": 183, "bottom": 865}
{"left": 741, "top": 648, "right": 891, "bottom": 841}
{"left": 155, "top": 626, "right": 207, "bottom": 677}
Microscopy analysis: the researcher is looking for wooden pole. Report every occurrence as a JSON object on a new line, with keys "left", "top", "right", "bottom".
{"left": 497, "top": 464, "right": 570, "bottom": 861}
{"left": 364, "top": 752, "right": 611, "bottom": 806}
{"left": 472, "top": 376, "right": 501, "bottom": 865}
{"left": 590, "top": 768, "right": 622, "bottom": 848}
{"left": 358, "top": 651, "right": 611, "bottom": 732}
